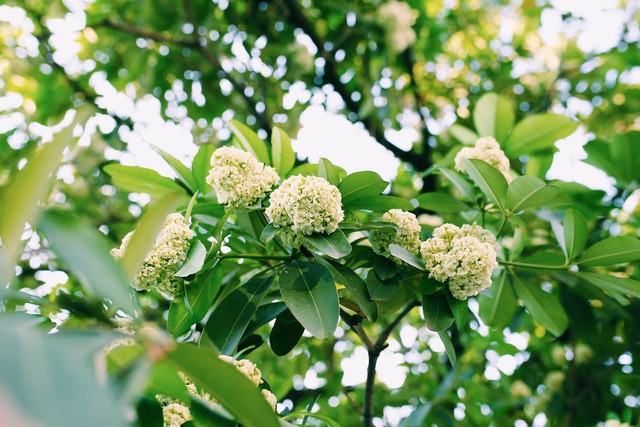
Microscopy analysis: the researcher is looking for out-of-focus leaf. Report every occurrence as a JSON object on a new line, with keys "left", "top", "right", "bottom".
{"left": 38, "top": 209, "right": 134, "bottom": 314}
{"left": 167, "top": 344, "right": 280, "bottom": 427}
{"left": 449, "top": 123, "right": 479, "bottom": 145}
{"left": 271, "top": 126, "right": 295, "bottom": 177}
{"left": 278, "top": 261, "right": 339, "bottom": 339}
{"left": 473, "top": 93, "right": 514, "bottom": 143}
{"left": 512, "top": 275, "right": 568, "bottom": 336}
{"left": 345, "top": 195, "right": 414, "bottom": 211}
{"left": 229, "top": 120, "right": 270, "bottom": 165}
{"left": 463, "top": 159, "right": 508, "bottom": 213}
{"left": 506, "top": 114, "right": 578, "bottom": 156}
{"left": 578, "top": 236, "right": 640, "bottom": 266}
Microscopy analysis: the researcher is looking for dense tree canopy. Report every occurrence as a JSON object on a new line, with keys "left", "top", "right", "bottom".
{"left": 1, "top": 1, "right": 640, "bottom": 426}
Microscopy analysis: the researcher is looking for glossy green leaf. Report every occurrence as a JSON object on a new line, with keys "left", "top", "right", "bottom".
{"left": 260, "top": 223, "right": 277, "bottom": 244}
{"left": 103, "top": 164, "right": 185, "bottom": 197}
{"left": 561, "top": 209, "right": 588, "bottom": 262}
{"left": 38, "top": 209, "right": 134, "bottom": 314}
{"left": 283, "top": 411, "right": 342, "bottom": 427}
{"left": 512, "top": 275, "right": 568, "bottom": 336}
{"left": 150, "top": 145, "right": 197, "bottom": 192}
{"left": 416, "top": 192, "right": 469, "bottom": 214}
{"left": 205, "top": 273, "right": 274, "bottom": 355}
{"left": 462, "top": 158, "right": 508, "bottom": 212}
{"left": 366, "top": 270, "right": 399, "bottom": 301}
{"left": 449, "top": 123, "right": 479, "bottom": 145}
{"left": 168, "top": 268, "right": 222, "bottom": 337}
{"left": 304, "top": 230, "right": 352, "bottom": 259}
{"left": 389, "top": 244, "right": 426, "bottom": 270}
{"left": 436, "top": 167, "right": 477, "bottom": 201}
{"left": 446, "top": 292, "right": 468, "bottom": 329}
{"left": 473, "top": 92, "right": 514, "bottom": 143}
{"left": 278, "top": 261, "right": 339, "bottom": 339}
{"left": 271, "top": 126, "right": 296, "bottom": 177}
{"left": 578, "top": 236, "right": 640, "bottom": 266}
{"left": 0, "top": 107, "right": 92, "bottom": 281}
{"left": 167, "top": 344, "right": 280, "bottom": 427}
{"left": 339, "top": 171, "right": 388, "bottom": 202}
{"left": 345, "top": 195, "right": 414, "bottom": 211}
{"left": 175, "top": 240, "right": 206, "bottom": 277}
{"left": 269, "top": 309, "right": 305, "bottom": 356}
{"left": 243, "top": 302, "right": 288, "bottom": 338}
{"left": 318, "top": 157, "right": 340, "bottom": 186}
{"left": 288, "top": 163, "right": 318, "bottom": 177}
{"left": 506, "top": 114, "right": 578, "bottom": 156}
{"left": 324, "top": 260, "right": 378, "bottom": 321}
{"left": 422, "top": 292, "right": 455, "bottom": 331}
{"left": 478, "top": 273, "right": 517, "bottom": 329}
{"left": 577, "top": 272, "right": 640, "bottom": 299}
{"left": 192, "top": 144, "right": 216, "bottom": 193}
{"left": 437, "top": 330, "right": 457, "bottom": 366}
{"left": 229, "top": 119, "right": 270, "bottom": 165}
{"left": 506, "top": 176, "right": 559, "bottom": 213}
{"left": 118, "top": 191, "right": 183, "bottom": 279}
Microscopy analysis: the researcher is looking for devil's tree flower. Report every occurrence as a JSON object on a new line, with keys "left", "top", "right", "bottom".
{"left": 420, "top": 223, "right": 499, "bottom": 300}
{"left": 370, "top": 209, "right": 422, "bottom": 260}
{"left": 162, "top": 402, "right": 192, "bottom": 427}
{"left": 454, "top": 136, "right": 512, "bottom": 182}
{"left": 206, "top": 146, "right": 279, "bottom": 207}
{"left": 111, "top": 213, "right": 193, "bottom": 298}
{"left": 265, "top": 175, "right": 344, "bottom": 246}
{"left": 377, "top": 1, "right": 417, "bottom": 53}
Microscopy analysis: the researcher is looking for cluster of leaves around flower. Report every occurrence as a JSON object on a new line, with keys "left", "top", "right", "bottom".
{"left": 2, "top": 95, "right": 640, "bottom": 427}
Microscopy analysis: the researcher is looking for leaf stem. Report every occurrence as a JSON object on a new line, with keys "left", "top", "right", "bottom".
{"left": 184, "top": 193, "right": 198, "bottom": 222}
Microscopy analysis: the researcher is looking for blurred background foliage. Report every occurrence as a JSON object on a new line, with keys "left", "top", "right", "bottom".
{"left": 1, "top": 0, "right": 640, "bottom": 426}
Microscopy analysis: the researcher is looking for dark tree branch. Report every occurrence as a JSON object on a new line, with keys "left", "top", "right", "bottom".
{"left": 280, "top": 0, "right": 432, "bottom": 172}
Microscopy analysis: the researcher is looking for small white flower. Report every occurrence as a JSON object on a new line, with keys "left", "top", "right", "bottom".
{"left": 421, "top": 223, "right": 499, "bottom": 300}
{"left": 377, "top": 1, "right": 417, "bottom": 52}
{"left": 454, "top": 136, "right": 512, "bottom": 182}
{"left": 219, "top": 355, "right": 277, "bottom": 410}
{"left": 206, "top": 146, "right": 279, "bottom": 207}
{"left": 370, "top": 209, "right": 422, "bottom": 260}
{"left": 265, "top": 175, "right": 344, "bottom": 246}
{"left": 162, "top": 402, "right": 191, "bottom": 427}
{"left": 111, "top": 213, "right": 194, "bottom": 298}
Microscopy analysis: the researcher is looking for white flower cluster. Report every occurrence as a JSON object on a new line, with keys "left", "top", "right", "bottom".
{"left": 265, "top": 175, "right": 344, "bottom": 246}
{"left": 206, "top": 146, "right": 279, "bottom": 207}
{"left": 218, "top": 355, "right": 278, "bottom": 410}
{"left": 111, "top": 213, "right": 194, "bottom": 298}
{"left": 162, "top": 402, "right": 192, "bottom": 427}
{"left": 370, "top": 209, "right": 421, "bottom": 260}
{"left": 377, "top": 1, "right": 417, "bottom": 53}
{"left": 454, "top": 136, "right": 512, "bottom": 182}
{"left": 420, "top": 223, "right": 498, "bottom": 300}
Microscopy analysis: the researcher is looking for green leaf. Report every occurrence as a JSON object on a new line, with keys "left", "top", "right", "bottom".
{"left": 260, "top": 223, "right": 277, "bottom": 244}
{"left": 38, "top": 209, "right": 134, "bottom": 314}
{"left": 192, "top": 145, "right": 216, "bottom": 193}
{"left": 578, "top": 236, "right": 640, "bottom": 266}
{"left": 446, "top": 292, "right": 468, "bottom": 329}
{"left": 150, "top": 145, "right": 197, "bottom": 192}
{"left": 269, "top": 309, "right": 305, "bottom": 356}
{"left": 271, "top": 126, "right": 296, "bottom": 177}
{"left": 118, "top": 192, "right": 183, "bottom": 279}
{"left": 167, "top": 344, "right": 280, "bottom": 427}
{"left": 473, "top": 93, "right": 514, "bottom": 143}
{"left": 561, "top": 209, "right": 588, "bottom": 262}
{"left": 339, "top": 171, "right": 388, "bottom": 202}
{"left": 577, "top": 272, "right": 640, "bottom": 299}
{"left": 422, "top": 292, "right": 455, "bottom": 331}
{"left": 175, "top": 240, "right": 206, "bottom": 277}
{"left": 167, "top": 269, "right": 222, "bottom": 337}
{"left": 0, "top": 314, "right": 125, "bottom": 427}
{"left": 366, "top": 270, "right": 399, "bottom": 301}
{"left": 229, "top": 120, "right": 270, "bottom": 165}
{"left": 317, "top": 157, "right": 340, "bottom": 186}
{"left": 389, "top": 244, "right": 426, "bottom": 270}
{"left": 282, "top": 411, "right": 342, "bottom": 427}
{"left": 437, "top": 330, "right": 457, "bottom": 366}
{"left": 205, "top": 273, "right": 274, "bottom": 355}
{"left": 323, "top": 260, "right": 378, "bottom": 321}
{"left": 345, "top": 195, "right": 414, "bottom": 211}
{"left": 462, "top": 159, "right": 508, "bottom": 213}
{"left": 304, "top": 230, "right": 352, "bottom": 259}
{"left": 416, "top": 192, "right": 469, "bottom": 214}
{"left": 243, "top": 302, "right": 288, "bottom": 338}
{"left": 512, "top": 275, "right": 568, "bottom": 336}
{"left": 478, "top": 273, "right": 517, "bottom": 329}
{"left": 506, "top": 114, "right": 578, "bottom": 157}
{"left": 449, "top": 123, "right": 479, "bottom": 145}
{"left": 506, "top": 176, "right": 559, "bottom": 213}
{"left": 436, "top": 167, "right": 477, "bottom": 202}
{"left": 103, "top": 164, "right": 185, "bottom": 197}
{"left": 288, "top": 163, "right": 318, "bottom": 177}
{"left": 145, "top": 362, "right": 191, "bottom": 403}
{"left": 0, "top": 107, "right": 92, "bottom": 281}
{"left": 278, "top": 261, "right": 339, "bottom": 339}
